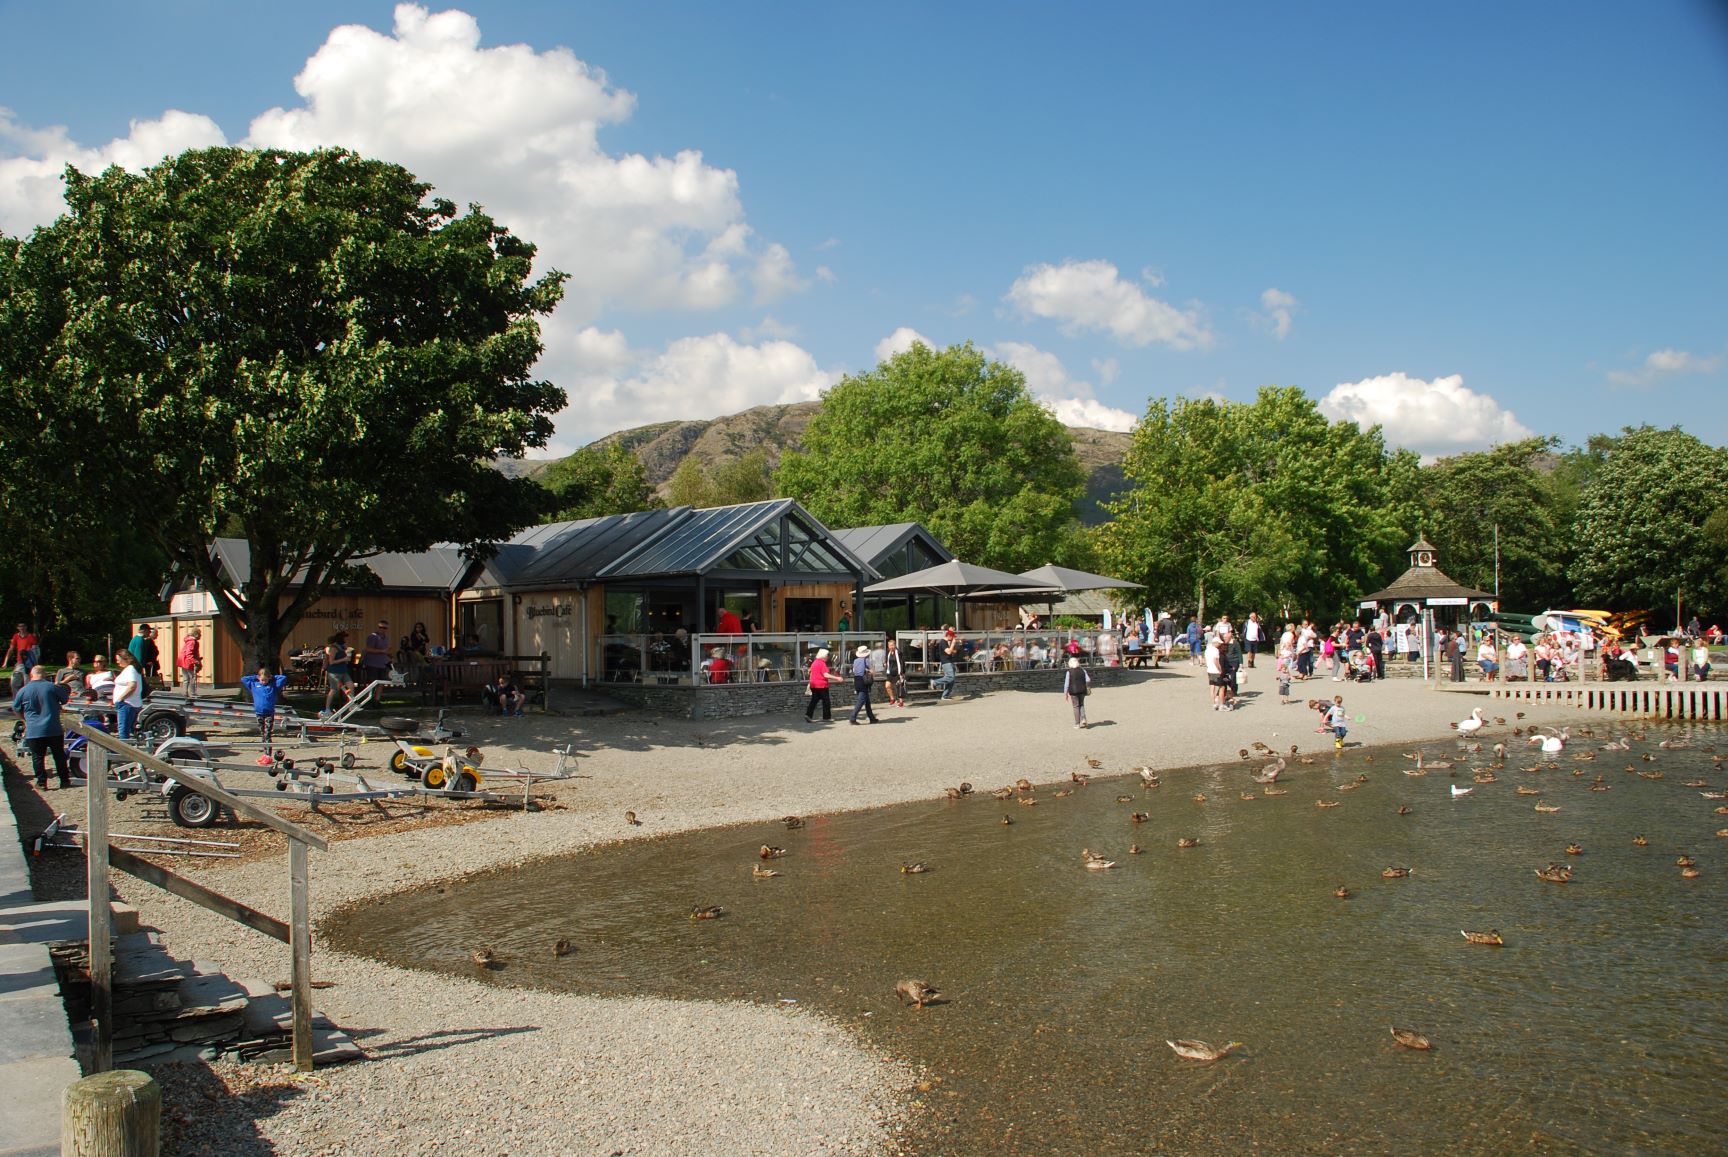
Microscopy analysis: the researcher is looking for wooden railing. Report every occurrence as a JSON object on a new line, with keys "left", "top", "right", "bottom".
{"left": 65, "top": 721, "right": 329, "bottom": 1073}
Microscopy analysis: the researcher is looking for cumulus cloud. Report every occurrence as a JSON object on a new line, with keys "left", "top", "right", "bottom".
{"left": 1319, "top": 372, "right": 1532, "bottom": 458}
{"left": 546, "top": 329, "right": 838, "bottom": 453}
{"left": 1259, "top": 287, "right": 1299, "bottom": 340}
{"left": 992, "top": 340, "right": 1138, "bottom": 432}
{"left": 1607, "top": 347, "right": 1723, "bottom": 389}
{"left": 0, "top": 108, "right": 226, "bottom": 234}
{"left": 1006, "top": 259, "right": 1210, "bottom": 350}
{"left": 874, "top": 326, "right": 933, "bottom": 362}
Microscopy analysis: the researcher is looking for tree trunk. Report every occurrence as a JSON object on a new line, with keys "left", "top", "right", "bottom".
{"left": 1196, "top": 578, "right": 1206, "bottom": 630}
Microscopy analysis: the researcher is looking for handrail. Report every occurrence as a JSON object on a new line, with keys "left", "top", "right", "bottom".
{"left": 63, "top": 720, "right": 328, "bottom": 851}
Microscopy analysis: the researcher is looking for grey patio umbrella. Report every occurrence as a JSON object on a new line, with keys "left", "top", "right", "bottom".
{"left": 1015, "top": 564, "right": 1142, "bottom": 593}
{"left": 863, "top": 560, "right": 1061, "bottom": 628}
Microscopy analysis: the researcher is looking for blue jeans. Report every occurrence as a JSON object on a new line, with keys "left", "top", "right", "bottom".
{"left": 115, "top": 702, "right": 140, "bottom": 740}
{"left": 933, "top": 662, "right": 957, "bottom": 698}
{"left": 849, "top": 687, "right": 877, "bottom": 722}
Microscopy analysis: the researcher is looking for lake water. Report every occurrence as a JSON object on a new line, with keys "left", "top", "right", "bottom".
{"left": 327, "top": 723, "right": 1728, "bottom": 1154}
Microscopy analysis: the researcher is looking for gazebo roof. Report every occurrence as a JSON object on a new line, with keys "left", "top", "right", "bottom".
{"left": 1359, "top": 563, "right": 1494, "bottom": 605}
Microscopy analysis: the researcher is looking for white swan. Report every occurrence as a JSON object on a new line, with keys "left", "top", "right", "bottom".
{"left": 1450, "top": 784, "right": 1474, "bottom": 798}
{"left": 1455, "top": 708, "right": 1487, "bottom": 735}
{"left": 1528, "top": 729, "right": 1567, "bottom": 755}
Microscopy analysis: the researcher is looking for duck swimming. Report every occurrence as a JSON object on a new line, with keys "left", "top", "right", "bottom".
{"left": 1166, "top": 1039, "right": 1241, "bottom": 1062}
{"left": 1391, "top": 1027, "right": 1434, "bottom": 1051}
{"left": 1460, "top": 929, "right": 1504, "bottom": 946}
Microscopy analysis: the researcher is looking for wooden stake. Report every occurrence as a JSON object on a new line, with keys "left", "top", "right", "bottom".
{"left": 62, "top": 1070, "right": 160, "bottom": 1157}
{"left": 87, "top": 741, "right": 112, "bottom": 1074}
{"left": 290, "top": 838, "right": 313, "bottom": 1072}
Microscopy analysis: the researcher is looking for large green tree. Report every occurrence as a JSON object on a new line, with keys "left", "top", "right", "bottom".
{"left": 665, "top": 448, "right": 775, "bottom": 509}
{"left": 1098, "top": 387, "right": 1420, "bottom": 622}
{"left": 775, "top": 341, "right": 1086, "bottom": 571}
{"left": 0, "top": 146, "right": 566, "bottom": 672}
{"left": 1567, "top": 426, "right": 1728, "bottom": 617}
{"left": 1417, "top": 437, "right": 1571, "bottom": 609}
{"left": 541, "top": 443, "right": 658, "bottom": 521}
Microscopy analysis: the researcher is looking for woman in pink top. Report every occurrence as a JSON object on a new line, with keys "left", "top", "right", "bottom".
{"left": 804, "top": 647, "right": 839, "bottom": 723}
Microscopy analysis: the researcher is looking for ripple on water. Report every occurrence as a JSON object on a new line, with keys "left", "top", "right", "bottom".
{"left": 328, "top": 725, "right": 1728, "bottom": 1155}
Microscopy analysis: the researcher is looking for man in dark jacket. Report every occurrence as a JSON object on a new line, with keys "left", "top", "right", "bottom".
{"left": 12, "top": 665, "right": 71, "bottom": 789}
{"left": 882, "top": 639, "right": 907, "bottom": 707}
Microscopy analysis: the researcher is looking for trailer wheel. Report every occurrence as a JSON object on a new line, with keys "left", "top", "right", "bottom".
{"left": 389, "top": 751, "right": 409, "bottom": 773}
{"left": 455, "top": 770, "right": 479, "bottom": 794}
{"left": 340, "top": 752, "right": 356, "bottom": 769}
{"left": 422, "top": 765, "right": 447, "bottom": 789}
{"left": 168, "top": 785, "right": 219, "bottom": 828}
{"left": 143, "top": 714, "right": 183, "bottom": 747}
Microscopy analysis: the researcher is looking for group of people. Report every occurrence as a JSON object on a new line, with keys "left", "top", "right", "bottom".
{"left": 317, "top": 619, "right": 403, "bottom": 714}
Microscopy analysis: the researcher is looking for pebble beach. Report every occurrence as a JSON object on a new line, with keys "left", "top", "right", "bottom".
{"left": 23, "top": 666, "right": 1580, "bottom": 1156}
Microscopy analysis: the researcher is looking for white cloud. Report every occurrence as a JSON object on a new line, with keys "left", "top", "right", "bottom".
{"left": 1259, "top": 287, "right": 1299, "bottom": 341}
{"left": 740, "top": 315, "right": 797, "bottom": 341}
{"left": 874, "top": 327, "right": 933, "bottom": 362}
{"left": 1319, "top": 372, "right": 1532, "bottom": 458}
{"left": 992, "top": 340, "right": 1138, "bottom": 432}
{"left": 1006, "top": 259, "right": 1210, "bottom": 350}
{"left": 1091, "top": 357, "right": 1119, "bottom": 385}
{"left": 0, "top": 108, "right": 227, "bottom": 234}
{"left": 1607, "top": 347, "right": 1723, "bottom": 388}
{"left": 751, "top": 243, "right": 809, "bottom": 304}
{"left": 547, "top": 329, "right": 838, "bottom": 452}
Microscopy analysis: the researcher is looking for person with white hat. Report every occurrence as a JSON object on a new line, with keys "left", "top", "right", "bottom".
{"left": 1062, "top": 656, "right": 1092, "bottom": 729}
{"left": 804, "top": 647, "right": 840, "bottom": 722}
{"left": 847, "top": 644, "right": 879, "bottom": 724}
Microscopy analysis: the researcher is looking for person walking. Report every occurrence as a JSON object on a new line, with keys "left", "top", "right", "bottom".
{"left": 1063, "top": 656, "right": 1092, "bottom": 728}
{"left": 322, "top": 631, "right": 354, "bottom": 716}
{"left": 1327, "top": 694, "right": 1349, "bottom": 750}
{"left": 882, "top": 638, "right": 907, "bottom": 707}
{"left": 176, "top": 628, "right": 203, "bottom": 697}
{"left": 362, "top": 619, "right": 393, "bottom": 688}
{"left": 111, "top": 651, "right": 144, "bottom": 741}
{"left": 933, "top": 629, "right": 962, "bottom": 701}
{"left": 804, "top": 647, "right": 839, "bottom": 722}
{"left": 5, "top": 622, "right": 39, "bottom": 693}
{"left": 847, "top": 645, "right": 878, "bottom": 725}
{"left": 133, "top": 625, "right": 161, "bottom": 687}
{"left": 1244, "top": 612, "right": 1263, "bottom": 668}
{"left": 12, "top": 665, "right": 72, "bottom": 789}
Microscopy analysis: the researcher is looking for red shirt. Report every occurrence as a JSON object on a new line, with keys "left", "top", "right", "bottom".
{"left": 707, "top": 656, "right": 734, "bottom": 684}
{"left": 715, "top": 610, "right": 743, "bottom": 634}
{"left": 9, "top": 631, "right": 36, "bottom": 660}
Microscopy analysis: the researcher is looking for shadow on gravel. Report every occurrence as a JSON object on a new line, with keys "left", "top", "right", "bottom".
{"left": 149, "top": 1059, "right": 304, "bottom": 1157}
{"left": 346, "top": 1023, "right": 541, "bottom": 1059}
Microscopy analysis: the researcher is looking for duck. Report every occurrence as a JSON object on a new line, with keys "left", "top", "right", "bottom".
{"left": 552, "top": 938, "right": 573, "bottom": 957}
{"left": 1337, "top": 781, "right": 1362, "bottom": 793}
{"left": 1000, "top": 815, "right": 1014, "bottom": 826}
{"left": 1084, "top": 856, "right": 1118, "bottom": 871}
{"left": 1334, "top": 885, "right": 1352, "bottom": 898}
{"left": 1515, "top": 786, "right": 1540, "bottom": 796}
{"left": 1681, "top": 865, "right": 1702, "bottom": 879}
{"left": 760, "top": 845, "right": 787, "bottom": 859}
{"left": 624, "top": 810, "right": 641, "bottom": 826}
{"left": 1166, "top": 1039, "right": 1241, "bottom": 1062}
{"left": 1454, "top": 708, "right": 1487, "bottom": 735}
{"left": 991, "top": 787, "right": 1015, "bottom": 800}
{"left": 1534, "top": 864, "right": 1571, "bottom": 883}
{"left": 895, "top": 979, "right": 940, "bottom": 1009}
{"left": 944, "top": 787, "right": 964, "bottom": 800}
{"left": 1115, "top": 794, "right": 1134, "bottom": 804}
{"left": 1632, "top": 834, "right": 1648, "bottom": 846}
{"left": 1450, "top": 785, "right": 1474, "bottom": 798}
{"left": 1382, "top": 867, "right": 1412, "bottom": 879}
{"left": 1052, "top": 788, "right": 1074, "bottom": 798}
{"left": 1193, "top": 793, "right": 1208, "bottom": 804}
{"left": 1253, "top": 758, "right": 1287, "bottom": 784}
{"left": 1238, "top": 748, "right": 1251, "bottom": 760}
{"left": 1403, "top": 767, "right": 1429, "bottom": 778}
{"left": 1177, "top": 837, "right": 1199, "bottom": 848}
{"left": 1262, "top": 786, "right": 1289, "bottom": 797}
{"left": 690, "top": 904, "right": 727, "bottom": 919}
{"left": 1396, "top": 805, "right": 1412, "bottom": 815}
{"left": 900, "top": 861, "right": 929, "bottom": 874}
{"left": 1085, "top": 758, "right": 1103, "bottom": 770}
{"left": 957, "top": 782, "right": 973, "bottom": 795}
{"left": 1073, "top": 771, "right": 1094, "bottom": 786}
{"left": 1016, "top": 777, "right": 1034, "bottom": 793}
{"left": 782, "top": 816, "right": 805, "bottom": 829}
{"left": 1315, "top": 800, "right": 1341, "bottom": 809}
{"left": 1565, "top": 843, "right": 1583, "bottom": 856}
{"left": 1138, "top": 768, "right": 1162, "bottom": 788}
{"left": 1674, "top": 855, "right": 1696, "bottom": 868}
{"left": 1128, "top": 843, "right": 1143, "bottom": 854}
{"left": 1493, "top": 716, "right": 1507, "bottom": 725}
{"left": 1130, "top": 811, "right": 1151, "bottom": 823}
{"left": 1460, "top": 929, "right": 1504, "bottom": 946}
{"left": 1533, "top": 801, "right": 1561, "bottom": 813}
{"left": 1716, "top": 828, "right": 1728, "bottom": 839}
{"left": 472, "top": 946, "right": 496, "bottom": 968}
{"left": 1017, "top": 796, "right": 1038, "bottom": 807}
{"left": 753, "top": 864, "right": 782, "bottom": 878}
{"left": 1589, "top": 782, "right": 1611, "bottom": 793}
{"left": 1239, "top": 791, "right": 1258, "bottom": 802}
{"left": 1391, "top": 1027, "right": 1434, "bottom": 1051}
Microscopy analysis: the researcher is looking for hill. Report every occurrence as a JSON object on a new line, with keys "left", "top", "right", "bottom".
{"left": 515, "top": 402, "right": 1133, "bottom": 524}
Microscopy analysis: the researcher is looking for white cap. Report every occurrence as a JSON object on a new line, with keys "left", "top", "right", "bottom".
{"left": 855, "top": 645, "right": 870, "bottom": 657}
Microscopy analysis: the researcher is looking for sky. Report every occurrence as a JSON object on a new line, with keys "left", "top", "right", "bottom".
{"left": 3, "top": 1, "right": 1725, "bottom": 459}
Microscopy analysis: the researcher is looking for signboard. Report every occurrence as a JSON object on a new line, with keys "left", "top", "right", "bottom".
{"left": 1357, "top": 601, "right": 1378, "bottom": 609}
{"left": 1426, "top": 597, "right": 1468, "bottom": 607}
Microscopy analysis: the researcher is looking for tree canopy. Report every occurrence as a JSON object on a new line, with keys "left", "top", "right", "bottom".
{"left": 0, "top": 146, "right": 566, "bottom": 669}
{"left": 1416, "top": 437, "right": 1572, "bottom": 610}
{"left": 541, "top": 444, "right": 658, "bottom": 521}
{"left": 775, "top": 342, "right": 1086, "bottom": 572}
{"left": 1098, "top": 387, "right": 1420, "bottom": 622}
{"left": 1567, "top": 426, "right": 1728, "bottom": 614}
{"left": 666, "top": 448, "right": 775, "bottom": 510}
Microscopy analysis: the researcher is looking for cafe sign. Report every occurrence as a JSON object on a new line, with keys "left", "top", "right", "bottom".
{"left": 525, "top": 604, "right": 573, "bottom": 619}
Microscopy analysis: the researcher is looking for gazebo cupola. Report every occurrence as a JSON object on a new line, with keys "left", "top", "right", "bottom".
{"left": 1408, "top": 536, "right": 1438, "bottom": 569}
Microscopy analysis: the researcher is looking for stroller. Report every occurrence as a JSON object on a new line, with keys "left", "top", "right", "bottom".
{"left": 1345, "top": 648, "right": 1376, "bottom": 683}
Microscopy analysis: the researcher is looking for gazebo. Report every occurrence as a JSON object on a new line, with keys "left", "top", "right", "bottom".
{"left": 1357, "top": 537, "right": 1497, "bottom": 631}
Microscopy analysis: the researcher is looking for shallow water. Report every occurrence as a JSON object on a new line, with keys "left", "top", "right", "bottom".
{"left": 329, "top": 724, "right": 1728, "bottom": 1154}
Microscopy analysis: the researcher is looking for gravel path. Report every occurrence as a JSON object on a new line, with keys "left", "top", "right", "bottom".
{"left": 104, "top": 667, "right": 1575, "bottom": 1155}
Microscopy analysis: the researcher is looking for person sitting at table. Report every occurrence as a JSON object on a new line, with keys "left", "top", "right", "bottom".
{"left": 704, "top": 646, "right": 734, "bottom": 684}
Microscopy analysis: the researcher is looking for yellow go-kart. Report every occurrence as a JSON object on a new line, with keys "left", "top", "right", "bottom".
{"left": 390, "top": 740, "right": 485, "bottom": 793}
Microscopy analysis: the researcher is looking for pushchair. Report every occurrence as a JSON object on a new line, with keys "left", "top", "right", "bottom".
{"left": 1346, "top": 649, "right": 1376, "bottom": 682}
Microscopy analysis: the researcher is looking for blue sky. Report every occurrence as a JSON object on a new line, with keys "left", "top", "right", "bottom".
{"left": 3, "top": 1, "right": 1724, "bottom": 457}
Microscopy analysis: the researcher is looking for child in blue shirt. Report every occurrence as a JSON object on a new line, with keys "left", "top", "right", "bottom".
{"left": 241, "top": 668, "right": 290, "bottom": 758}
{"left": 1327, "top": 695, "right": 1348, "bottom": 749}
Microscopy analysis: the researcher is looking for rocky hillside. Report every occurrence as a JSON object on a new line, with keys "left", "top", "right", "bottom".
{"left": 511, "top": 402, "right": 1133, "bottom": 524}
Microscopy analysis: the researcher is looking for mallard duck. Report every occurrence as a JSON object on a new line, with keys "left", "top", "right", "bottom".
{"left": 472, "top": 946, "right": 496, "bottom": 968}
{"left": 753, "top": 864, "right": 782, "bottom": 878}
{"left": 1639, "top": 770, "right": 1665, "bottom": 781}
{"left": 944, "top": 787, "right": 963, "bottom": 800}
{"left": 1052, "top": 788, "right": 1073, "bottom": 798}
{"left": 1074, "top": 772, "right": 1095, "bottom": 786}
{"left": 1239, "top": 791, "right": 1257, "bottom": 801}
{"left": 1715, "top": 828, "right": 1728, "bottom": 839}
{"left": 1130, "top": 811, "right": 1150, "bottom": 823}
{"left": 1334, "top": 885, "right": 1352, "bottom": 898}
{"left": 1515, "top": 786, "right": 1540, "bottom": 796}
{"left": 1253, "top": 758, "right": 1286, "bottom": 784}
{"left": 1674, "top": 855, "right": 1696, "bottom": 868}
{"left": 1533, "top": 801, "right": 1560, "bottom": 813}
{"left": 1085, "top": 758, "right": 1103, "bottom": 770}
{"left": 1000, "top": 815, "right": 1013, "bottom": 826}
{"left": 895, "top": 979, "right": 939, "bottom": 1008}
{"left": 1085, "top": 856, "right": 1118, "bottom": 870}
{"left": 782, "top": 815, "right": 805, "bottom": 829}
{"left": 1565, "top": 843, "right": 1583, "bottom": 856}
{"left": 1589, "top": 782, "right": 1611, "bottom": 792}
{"left": 1391, "top": 1027, "right": 1434, "bottom": 1051}
{"left": 1717, "top": 805, "right": 1728, "bottom": 815}
{"left": 1138, "top": 768, "right": 1161, "bottom": 788}
{"left": 1166, "top": 1039, "right": 1240, "bottom": 1062}
{"left": 1493, "top": 716, "right": 1507, "bottom": 725}
{"left": 1632, "top": 834, "right": 1649, "bottom": 846}
{"left": 1682, "top": 779, "right": 1710, "bottom": 788}
{"left": 1337, "top": 781, "right": 1362, "bottom": 792}
{"left": 1297, "top": 756, "right": 1318, "bottom": 765}
{"left": 690, "top": 904, "right": 727, "bottom": 919}
{"left": 552, "top": 938, "right": 573, "bottom": 957}
{"left": 1460, "top": 929, "right": 1504, "bottom": 946}
{"left": 1193, "top": 792, "right": 1208, "bottom": 804}
{"left": 1251, "top": 740, "right": 1272, "bottom": 753}
{"left": 1396, "top": 805, "right": 1412, "bottom": 815}
{"left": 1128, "top": 843, "right": 1143, "bottom": 854}
{"left": 957, "top": 782, "right": 974, "bottom": 795}
{"left": 1382, "top": 867, "right": 1412, "bottom": 879}
{"left": 1403, "top": 768, "right": 1429, "bottom": 778}
{"left": 624, "top": 810, "right": 641, "bottom": 826}
{"left": 1238, "top": 748, "right": 1251, "bottom": 760}
{"left": 1534, "top": 865, "right": 1571, "bottom": 883}
{"left": 991, "top": 787, "right": 1015, "bottom": 800}
{"left": 1316, "top": 800, "right": 1341, "bottom": 809}
{"left": 900, "top": 861, "right": 929, "bottom": 874}
{"left": 1681, "top": 865, "right": 1702, "bottom": 879}
{"left": 1017, "top": 796, "right": 1038, "bottom": 807}
{"left": 760, "top": 845, "right": 787, "bottom": 859}
{"left": 1176, "top": 837, "right": 1199, "bottom": 848}
{"left": 1262, "top": 786, "right": 1289, "bottom": 796}
{"left": 1016, "top": 777, "right": 1034, "bottom": 792}
{"left": 1115, "top": 794, "right": 1134, "bottom": 804}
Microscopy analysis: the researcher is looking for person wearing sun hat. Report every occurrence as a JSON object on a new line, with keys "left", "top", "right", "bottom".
{"left": 847, "top": 644, "right": 878, "bottom": 724}
{"left": 804, "top": 647, "right": 840, "bottom": 722}
{"left": 1062, "top": 655, "right": 1092, "bottom": 729}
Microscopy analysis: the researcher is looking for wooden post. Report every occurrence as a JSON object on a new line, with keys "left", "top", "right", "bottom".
{"left": 290, "top": 838, "right": 313, "bottom": 1072}
{"left": 62, "top": 1070, "right": 160, "bottom": 1157}
{"left": 87, "top": 742, "right": 112, "bottom": 1074}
